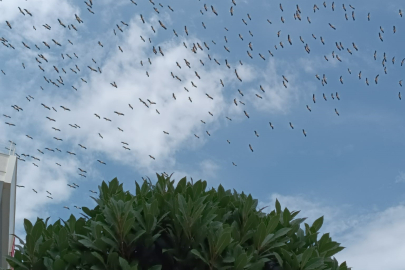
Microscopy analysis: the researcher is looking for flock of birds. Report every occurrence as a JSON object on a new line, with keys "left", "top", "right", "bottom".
{"left": 1, "top": 0, "right": 404, "bottom": 211}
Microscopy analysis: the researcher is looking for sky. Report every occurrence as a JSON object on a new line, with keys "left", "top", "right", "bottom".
{"left": 1, "top": 0, "right": 405, "bottom": 268}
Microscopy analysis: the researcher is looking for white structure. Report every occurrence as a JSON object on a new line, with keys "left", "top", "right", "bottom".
{"left": 0, "top": 141, "right": 17, "bottom": 269}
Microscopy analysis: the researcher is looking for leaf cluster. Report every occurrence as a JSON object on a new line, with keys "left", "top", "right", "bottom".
{"left": 6, "top": 174, "right": 350, "bottom": 270}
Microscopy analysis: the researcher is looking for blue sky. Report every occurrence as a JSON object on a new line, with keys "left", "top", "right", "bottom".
{"left": 1, "top": 0, "right": 405, "bottom": 268}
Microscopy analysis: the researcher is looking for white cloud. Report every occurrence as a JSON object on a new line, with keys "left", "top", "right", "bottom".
{"left": 395, "top": 171, "right": 405, "bottom": 183}
{"left": 336, "top": 204, "right": 405, "bottom": 270}
{"left": 198, "top": 159, "right": 220, "bottom": 179}
{"left": 243, "top": 59, "right": 303, "bottom": 114}
{"left": 1, "top": 5, "right": 241, "bottom": 236}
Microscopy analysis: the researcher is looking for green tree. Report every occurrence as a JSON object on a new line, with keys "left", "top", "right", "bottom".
{"left": 6, "top": 174, "right": 350, "bottom": 270}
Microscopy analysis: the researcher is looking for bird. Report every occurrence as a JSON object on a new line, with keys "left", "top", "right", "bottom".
{"left": 335, "top": 108, "right": 340, "bottom": 116}
{"left": 249, "top": 144, "right": 254, "bottom": 152}
{"left": 97, "top": 160, "right": 106, "bottom": 165}
{"left": 329, "top": 23, "right": 336, "bottom": 30}
{"left": 302, "top": 129, "right": 307, "bottom": 137}
{"left": 289, "top": 122, "right": 294, "bottom": 129}
{"left": 211, "top": 5, "right": 218, "bottom": 16}
{"left": 260, "top": 85, "right": 265, "bottom": 93}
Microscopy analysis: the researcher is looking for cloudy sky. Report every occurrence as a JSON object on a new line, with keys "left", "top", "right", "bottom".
{"left": 1, "top": 0, "right": 405, "bottom": 268}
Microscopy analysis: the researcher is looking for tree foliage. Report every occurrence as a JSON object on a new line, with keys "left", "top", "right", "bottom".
{"left": 6, "top": 174, "right": 350, "bottom": 270}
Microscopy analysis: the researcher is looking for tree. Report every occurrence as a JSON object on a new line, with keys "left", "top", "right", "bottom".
{"left": 6, "top": 174, "right": 350, "bottom": 270}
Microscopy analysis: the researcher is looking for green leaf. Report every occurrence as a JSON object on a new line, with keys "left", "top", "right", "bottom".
{"left": 216, "top": 228, "right": 232, "bottom": 256}
{"left": 234, "top": 253, "right": 248, "bottom": 270}
{"left": 127, "top": 230, "right": 146, "bottom": 246}
{"left": 119, "top": 257, "right": 131, "bottom": 270}
{"left": 123, "top": 217, "right": 135, "bottom": 235}
{"left": 253, "top": 222, "right": 266, "bottom": 249}
{"left": 339, "top": 261, "right": 349, "bottom": 270}
{"left": 273, "top": 228, "right": 291, "bottom": 240}
{"left": 300, "top": 248, "right": 313, "bottom": 269}
{"left": 91, "top": 251, "right": 106, "bottom": 267}
{"left": 259, "top": 233, "right": 274, "bottom": 250}
{"left": 107, "top": 252, "right": 119, "bottom": 268}
{"left": 311, "top": 216, "right": 324, "bottom": 233}
{"left": 101, "top": 236, "right": 119, "bottom": 250}
{"left": 78, "top": 239, "right": 103, "bottom": 252}
{"left": 223, "top": 256, "right": 235, "bottom": 263}
{"left": 5, "top": 256, "right": 29, "bottom": 270}
{"left": 53, "top": 258, "right": 67, "bottom": 270}
{"left": 120, "top": 257, "right": 139, "bottom": 270}
{"left": 175, "top": 177, "right": 187, "bottom": 194}
{"left": 24, "top": 219, "right": 33, "bottom": 235}
{"left": 38, "top": 239, "right": 53, "bottom": 258}
{"left": 266, "top": 216, "right": 279, "bottom": 235}
{"left": 270, "top": 252, "right": 283, "bottom": 266}
{"left": 290, "top": 210, "right": 301, "bottom": 220}
{"left": 304, "top": 258, "right": 324, "bottom": 270}
{"left": 58, "top": 227, "right": 69, "bottom": 251}
{"left": 82, "top": 207, "right": 93, "bottom": 217}
{"left": 264, "top": 241, "right": 286, "bottom": 250}
{"left": 325, "top": 246, "right": 345, "bottom": 257}
{"left": 26, "top": 234, "right": 35, "bottom": 257}
{"left": 31, "top": 220, "right": 44, "bottom": 242}
{"left": 283, "top": 208, "right": 291, "bottom": 226}
{"left": 291, "top": 253, "right": 300, "bottom": 269}
{"left": 275, "top": 199, "right": 281, "bottom": 215}
{"left": 43, "top": 257, "right": 54, "bottom": 270}
{"left": 191, "top": 249, "right": 209, "bottom": 264}
{"left": 63, "top": 253, "right": 80, "bottom": 265}
{"left": 290, "top": 218, "right": 307, "bottom": 227}
{"left": 281, "top": 249, "right": 292, "bottom": 265}
{"left": 248, "top": 259, "right": 267, "bottom": 270}
{"left": 320, "top": 242, "right": 339, "bottom": 253}
{"left": 45, "top": 216, "right": 51, "bottom": 227}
